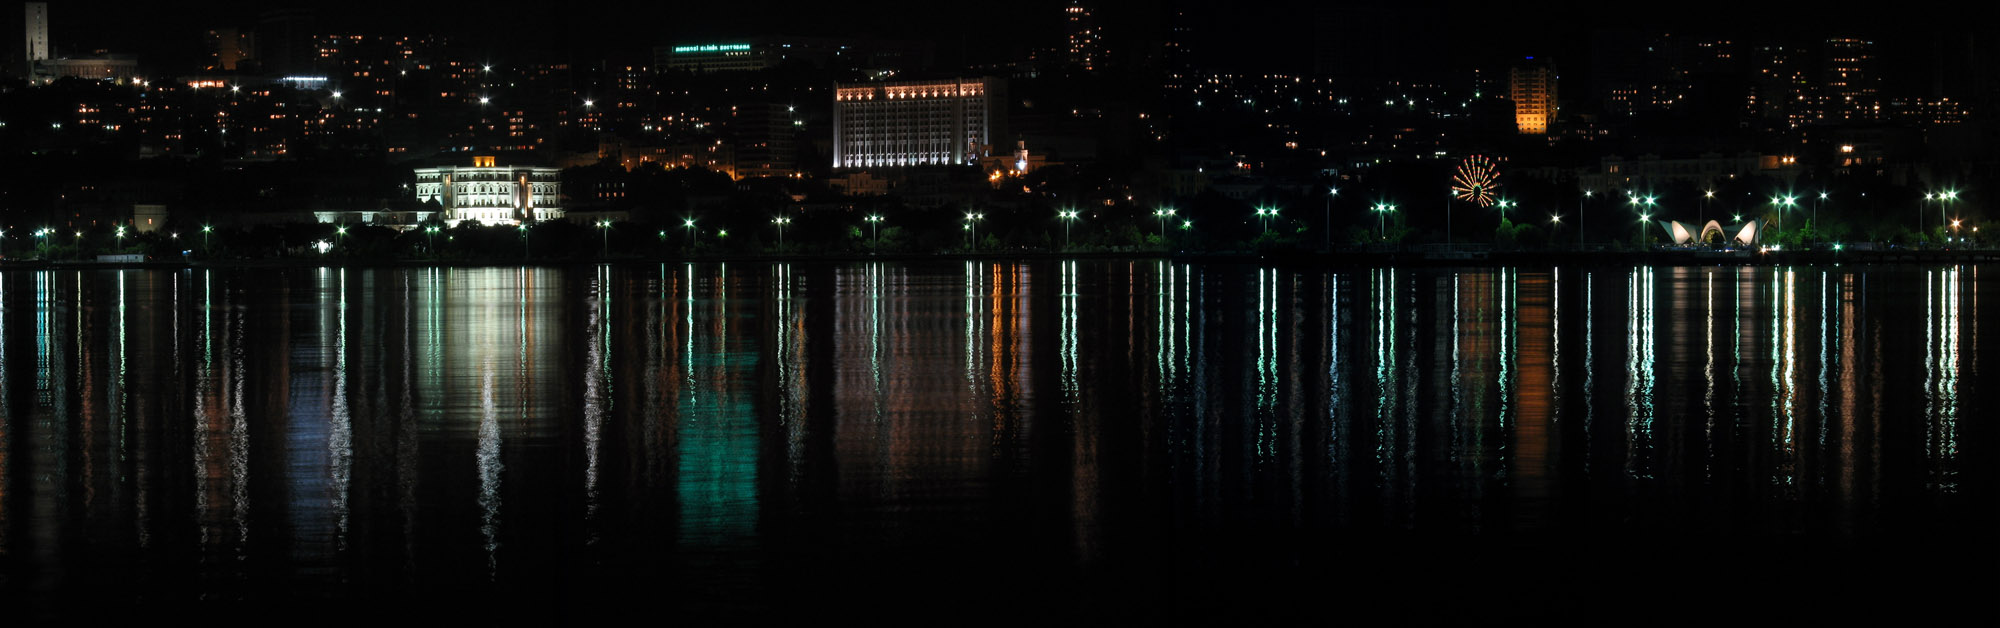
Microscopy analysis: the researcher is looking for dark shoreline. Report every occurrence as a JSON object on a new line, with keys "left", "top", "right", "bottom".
{"left": 3, "top": 248, "right": 1997, "bottom": 270}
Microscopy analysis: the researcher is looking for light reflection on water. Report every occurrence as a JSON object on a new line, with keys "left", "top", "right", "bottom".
{"left": 0, "top": 262, "right": 1992, "bottom": 617}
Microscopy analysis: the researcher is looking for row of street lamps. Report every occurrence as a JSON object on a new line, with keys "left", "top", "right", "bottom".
{"left": 12, "top": 189, "right": 1967, "bottom": 261}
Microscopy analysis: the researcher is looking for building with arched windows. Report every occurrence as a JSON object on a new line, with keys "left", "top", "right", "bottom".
{"left": 833, "top": 77, "right": 1005, "bottom": 169}
{"left": 413, "top": 156, "right": 564, "bottom": 226}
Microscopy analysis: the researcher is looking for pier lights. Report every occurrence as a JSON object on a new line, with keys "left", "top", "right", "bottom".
{"left": 1370, "top": 203, "right": 1394, "bottom": 240}
{"left": 425, "top": 225, "right": 440, "bottom": 253}
{"left": 865, "top": 215, "right": 885, "bottom": 253}
{"left": 1064, "top": 210, "right": 1080, "bottom": 251}
{"left": 1770, "top": 195, "right": 1797, "bottom": 234}
{"left": 1923, "top": 192, "right": 1938, "bottom": 239}
{"left": 964, "top": 212, "right": 985, "bottom": 252}
{"left": 1940, "top": 190, "right": 1959, "bottom": 238}
{"left": 1255, "top": 206, "right": 1278, "bottom": 234}
{"left": 772, "top": 216, "right": 792, "bottom": 252}
{"left": 1324, "top": 186, "right": 1338, "bottom": 251}
{"left": 597, "top": 220, "right": 612, "bottom": 257}
{"left": 1154, "top": 207, "right": 1176, "bottom": 249}
{"left": 1628, "top": 194, "right": 1657, "bottom": 215}
{"left": 1580, "top": 190, "right": 1594, "bottom": 248}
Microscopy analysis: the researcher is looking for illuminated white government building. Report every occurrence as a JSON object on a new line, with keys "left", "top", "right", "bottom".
{"left": 414, "top": 156, "right": 564, "bottom": 226}
{"left": 833, "top": 77, "right": 1005, "bottom": 169}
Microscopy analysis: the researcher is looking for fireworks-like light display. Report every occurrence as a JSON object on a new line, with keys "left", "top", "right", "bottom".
{"left": 1452, "top": 155, "right": 1502, "bottom": 207}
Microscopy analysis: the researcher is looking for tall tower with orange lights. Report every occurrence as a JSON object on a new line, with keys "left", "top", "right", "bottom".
{"left": 1511, "top": 58, "right": 1557, "bottom": 135}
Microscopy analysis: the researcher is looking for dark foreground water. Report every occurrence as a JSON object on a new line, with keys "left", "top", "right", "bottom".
{"left": 0, "top": 261, "right": 1995, "bottom": 623}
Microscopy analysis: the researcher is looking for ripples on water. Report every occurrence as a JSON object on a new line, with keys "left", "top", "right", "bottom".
{"left": 0, "top": 262, "right": 1992, "bottom": 622}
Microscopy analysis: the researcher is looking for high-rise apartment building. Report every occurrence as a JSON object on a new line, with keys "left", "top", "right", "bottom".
{"left": 1748, "top": 45, "right": 1815, "bottom": 127}
{"left": 24, "top": 2, "right": 48, "bottom": 77}
{"left": 833, "top": 77, "right": 1005, "bottom": 169}
{"left": 1511, "top": 60, "right": 1557, "bottom": 135}
{"left": 733, "top": 103, "right": 800, "bottom": 179}
{"left": 1065, "top": 1, "right": 1100, "bottom": 71}
{"left": 254, "top": 9, "right": 317, "bottom": 75}
{"left": 204, "top": 28, "right": 252, "bottom": 71}
{"left": 1823, "top": 38, "right": 1879, "bottom": 122}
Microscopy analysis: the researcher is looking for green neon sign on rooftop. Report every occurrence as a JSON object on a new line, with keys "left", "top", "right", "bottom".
{"left": 673, "top": 43, "right": 753, "bottom": 53}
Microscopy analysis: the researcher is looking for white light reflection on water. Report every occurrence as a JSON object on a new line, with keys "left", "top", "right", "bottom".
{"left": 331, "top": 268, "right": 353, "bottom": 553}
{"left": 1784, "top": 269, "right": 1801, "bottom": 489}
{"left": 1625, "top": 266, "right": 1656, "bottom": 480}
{"left": 4, "top": 261, "right": 1998, "bottom": 610}
{"left": 1067, "top": 260, "right": 1096, "bottom": 561}
{"left": 1927, "top": 267, "right": 1961, "bottom": 493}
{"left": 1583, "top": 271, "right": 1594, "bottom": 475}
{"left": 1255, "top": 267, "right": 1276, "bottom": 462}
{"left": 0, "top": 273, "right": 8, "bottom": 550}
{"left": 1324, "top": 272, "right": 1349, "bottom": 525}
{"left": 776, "top": 262, "right": 809, "bottom": 497}
{"left": 583, "top": 265, "right": 608, "bottom": 542}
{"left": 1705, "top": 269, "right": 1717, "bottom": 480}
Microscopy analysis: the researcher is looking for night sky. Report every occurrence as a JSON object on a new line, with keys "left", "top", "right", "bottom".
{"left": 7, "top": 0, "right": 1985, "bottom": 84}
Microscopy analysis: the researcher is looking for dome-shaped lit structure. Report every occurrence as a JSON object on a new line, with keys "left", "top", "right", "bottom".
{"left": 1659, "top": 219, "right": 1761, "bottom": 245}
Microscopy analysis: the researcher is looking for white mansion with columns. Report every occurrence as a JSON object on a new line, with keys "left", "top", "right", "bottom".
{"left": 413, "top": 156, "right": 565, "bottom": 226}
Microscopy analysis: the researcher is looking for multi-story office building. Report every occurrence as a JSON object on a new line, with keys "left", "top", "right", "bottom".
{"left": 1510, "top": 60, "right": 1556, "bottom": 135}
{"left": 733, "top": 103, "right": 800, "bottom": 179}
{"left": 833, "top": 77, "right": 1005, "bottom": 169}
{"left": 1823, "top": 38, "right": 1879, "bottom": 122}
{"left": 413, "top": 156, "right": 565, "bottom": 226}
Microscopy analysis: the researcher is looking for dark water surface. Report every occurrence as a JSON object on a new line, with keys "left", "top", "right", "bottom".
{"left": 1, "top": 261, "right": 1995, "bottom": 622}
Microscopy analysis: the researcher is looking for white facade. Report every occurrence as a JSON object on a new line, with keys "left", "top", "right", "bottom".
{"left": 1659, "top": 220, "right": 1761, "bottom": 246}
{"left": 833, "top": 77, "right": 1003, "bottom": 169}
{"left": 414, "top": 158, "right": 564, "bottom": 226}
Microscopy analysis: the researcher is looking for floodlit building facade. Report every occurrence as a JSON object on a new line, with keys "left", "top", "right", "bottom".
{"left": 833, "top": 77, "right": 1005, "bottom": 169}
{"left": 1511, "top": 60, "right": 1557, "bottom": 135}
{"left": 414, "top": 156, "right": 564, "bottom": 226}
